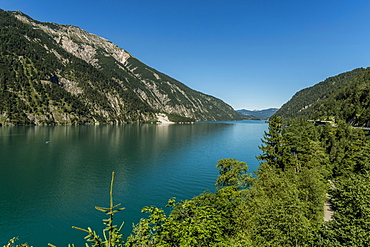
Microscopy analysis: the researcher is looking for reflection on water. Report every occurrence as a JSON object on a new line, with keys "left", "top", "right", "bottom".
{"left": 0, "top": 121, "right": 267, "bottom": 246}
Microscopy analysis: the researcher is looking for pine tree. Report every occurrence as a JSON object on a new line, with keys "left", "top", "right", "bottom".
{"left": 257, "top": 115, "right": 285, "bottom": 171}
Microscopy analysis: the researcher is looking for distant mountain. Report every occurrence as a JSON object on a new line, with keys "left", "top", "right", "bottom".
{"left": 0, "top": 10, "right": 239, "bottom": 126}
{"left": 276, "top": 67, "right": 370, "bottom": 127}
{"left": 236, "top": 108, "right": 279, "bottom": 119}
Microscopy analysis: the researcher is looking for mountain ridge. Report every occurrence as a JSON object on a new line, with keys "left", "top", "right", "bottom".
{"left": 0, "top": 9, "right": 239, "bottom": 125}
{"left": 236, "top": 108, "right": 278, "bottom": 119}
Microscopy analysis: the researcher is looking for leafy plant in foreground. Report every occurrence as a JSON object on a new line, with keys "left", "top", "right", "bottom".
{"left": 49, "top": 172, "right": 125, "bottom": 247}
{"left": 2, "top": 238, "right": 31, "bottom": 247}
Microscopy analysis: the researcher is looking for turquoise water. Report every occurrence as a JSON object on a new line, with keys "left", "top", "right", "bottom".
{"left": 0, "top": 121, "right": 267, "bottom": 246}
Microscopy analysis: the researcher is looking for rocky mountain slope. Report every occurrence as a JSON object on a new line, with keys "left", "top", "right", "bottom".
{"left": 0, "top": 10, "right": 239, "bottom": 125}
{"left": 276, "top": 67, "right": 370, "bottom": 127}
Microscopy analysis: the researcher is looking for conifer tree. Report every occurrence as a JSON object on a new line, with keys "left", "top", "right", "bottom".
{"left": 257, "top": 115, "right": 285, "bottom": 171}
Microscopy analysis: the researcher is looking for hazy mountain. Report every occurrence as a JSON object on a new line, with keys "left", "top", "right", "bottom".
{"left": 0, "top": 10, "right": 240, "bottom": 125}
{"left": 276, "top": 67, "right": 370, "bottom": 127}
{"left": 236, "top": 108, "right": 279, "bottom": 119}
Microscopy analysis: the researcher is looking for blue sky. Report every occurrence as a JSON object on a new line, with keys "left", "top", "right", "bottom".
{"left": 2, "top": 0, "right": 370, "bottom": 110}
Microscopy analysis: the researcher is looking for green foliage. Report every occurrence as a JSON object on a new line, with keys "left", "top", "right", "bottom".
{"left": 241, "top": 172, "right": 317, "bottom": 246}
{"left": 318, "top": 172, "right": 370, "bottom": 246}
{"left": 318, "top": 121, "right": 370, "bottom": 177}
{"left": 216, "top": 158, "right": 253, "bottom": 190}
{"left": 126, "top": 198, "right": 226, "bottom": 246}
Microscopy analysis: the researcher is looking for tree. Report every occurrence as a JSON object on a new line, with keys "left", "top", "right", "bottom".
{"left": 216, "top": 158, "right": 253, "bottom": 191}
{"left": 257, "top": 115, "right": 286, "bottom": 171}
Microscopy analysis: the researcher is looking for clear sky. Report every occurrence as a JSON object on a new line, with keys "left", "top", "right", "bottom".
{"left": 2, "top": 0, "right": 370, "bottom": 110}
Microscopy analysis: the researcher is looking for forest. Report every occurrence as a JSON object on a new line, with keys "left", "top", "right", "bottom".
{"left": 5, "top": 115, "right": 370, "bottom": 246}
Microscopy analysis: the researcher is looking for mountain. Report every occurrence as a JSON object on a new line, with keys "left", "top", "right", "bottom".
{"left": 236, "top": 108, "right": 278, "bottom": 119}
{"left": 0, "top": 10, "right": 240, "bottom": 126}
{"left": 276, "top": 67, "right": 370, "bottom": 127}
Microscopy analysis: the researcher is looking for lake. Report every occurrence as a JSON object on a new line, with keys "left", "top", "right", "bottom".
{"left": 0, "top": 120, "right": 267, "bottom": 246}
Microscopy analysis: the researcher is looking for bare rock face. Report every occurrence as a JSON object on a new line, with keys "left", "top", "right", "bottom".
{"left": 2, "top": 10, "right": 239, "bottom": 125}
{"left": 156, "top": 113, "right": 175, "bottom": 124}
{"left": 15, "top": 13, "right": 132, "bottom": 66}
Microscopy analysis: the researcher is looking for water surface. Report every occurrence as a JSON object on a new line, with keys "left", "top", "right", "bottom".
{"left": 0, "top": 121, "right": 267, "bottom": 245}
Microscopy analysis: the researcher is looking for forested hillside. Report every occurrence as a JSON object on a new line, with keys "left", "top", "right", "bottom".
{"left": 276, "top": 67, "right": 370, "bottom": 127}
{"left": 0, "top": 10, "right": 239, "bottom": 126}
